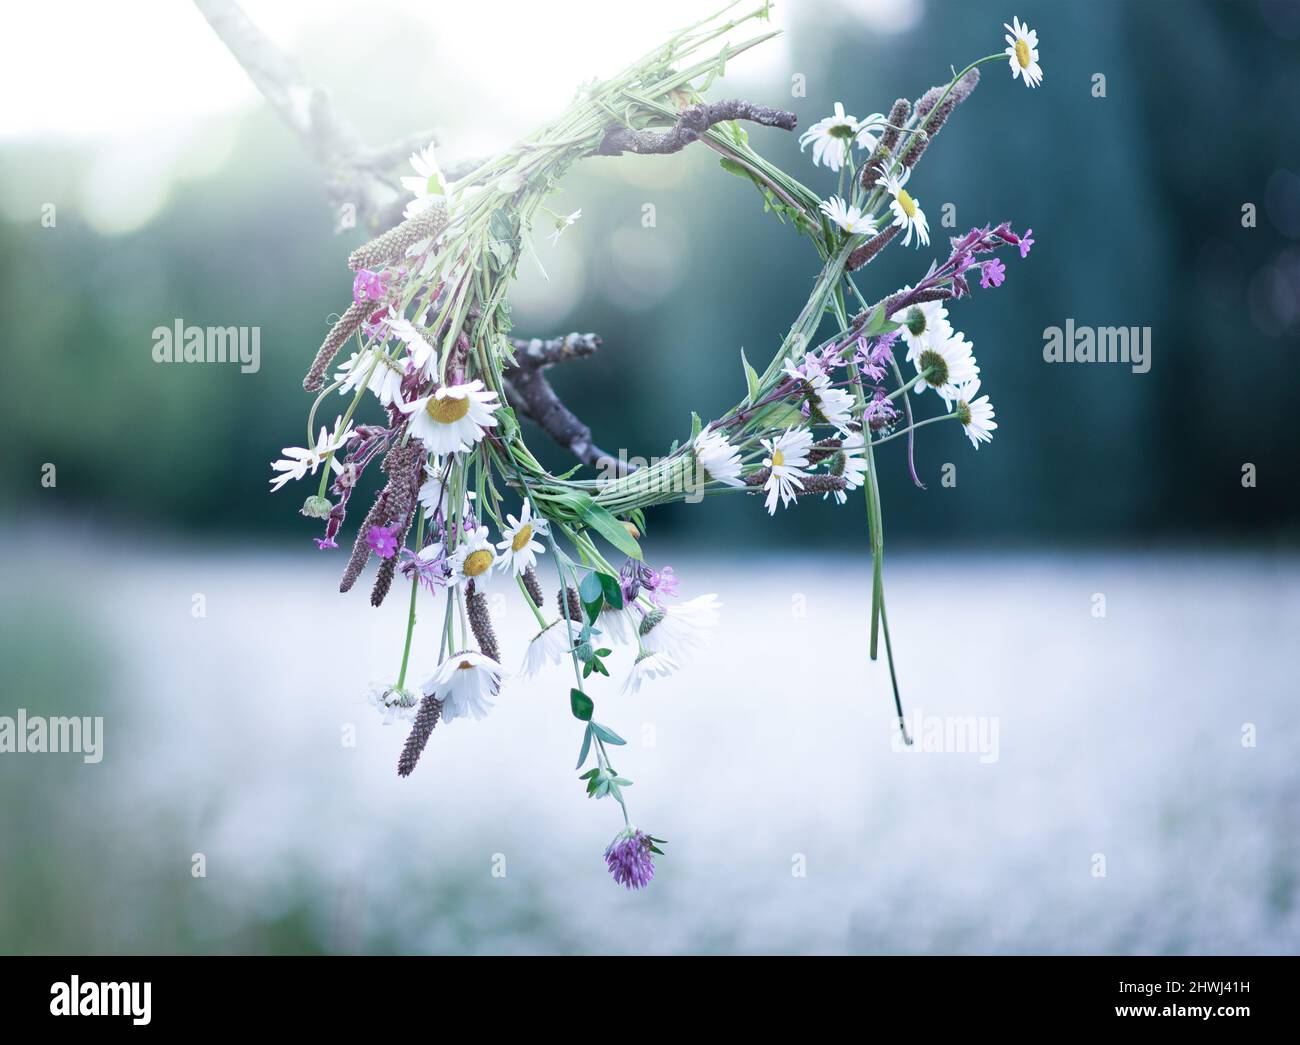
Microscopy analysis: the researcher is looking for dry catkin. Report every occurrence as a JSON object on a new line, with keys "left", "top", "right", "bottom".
{"left": 466, "top": 580, "right": 500, "bottom": 662}
{"left": 846, "top": 224, "right": 901, "bottom": 273}
{"left": 397, "top": 695, "right": 443, "bottom": 778}
{"left": 860, "top": 98, "right": 911, "bottom": 190}
{"left": 559, "top": 586, "right": 582, "bottom": 622}
{"left": 348, "top": 200, "right": 449, "bottom": 272}
{"left": 901, "top": 69, "right": 980, "bottom": 170}
{"left": 303, "top": 299, "right": 370, "bottom": 392}
{"left": 522, "top": 566, "right": 544, "bottom": 609}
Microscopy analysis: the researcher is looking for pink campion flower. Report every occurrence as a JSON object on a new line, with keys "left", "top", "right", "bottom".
{"left": 352, "top": 268, "right": 388, "bottom": 305}
{"left": 315, "top": 537, "right": 338, "bottom": 550}
{"left": 980, "top": 258, "right": 1007, "bottom": 289}
{"left": 1018, "top": 228, "right": 1035, "bottom": 258}
{"left": 864, "top": 388, "right": 899, "bottom": 430}
{"left": 367, "top": 524, "right": 400, "bottom": 559}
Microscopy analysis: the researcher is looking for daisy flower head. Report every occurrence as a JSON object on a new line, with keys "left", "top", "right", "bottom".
{"left": 914, "top": 329, "right": 980, "bottom": 406}
{"left": 418, "top": 460, "right": 473, "bottom": 522}
{"left": 891, "top": 296, "right": 952, "bottom": 364}
{"left": 638, "top": 593, "right": 721, "bottom": 662}
{"left": 760, "top": 427, "right": 814, "bottom": 514}
{"left": 400, "top": 140, "right": 448, "bottom": 217}
{"left": 806, "top": 373, "right": 855, "bottom": 433}
{"left": 549, "top": 208, "right": 582, "bottom": 245}
{"left": 519, "top": 620, "right": 567, "bottom": 679}
{"left": 881, "top": 166, "right": 930, "bottom": 248}
{"left": 424, "top": 650, "right": 504, "bottom": 723}
{"left": 386, "top": 310, "right": 437, "bottom": 377}
{"left": 597, "top": 604, "right": 636, "bottom": 646}
{"left": 495, "top": 500, "right": 549, "bottom": 575}
{"left": 398, "top": 379, "right": 499, "bottom": 455}
{"left": 826, "top": 431, "right": 869, "bottom": 505}
{"left": 367, "top": 683, "right": 419, "bottom": 725}
{"left": 1004, "top": 17, "right": 1043, "bottom": 89}
{"left": 819, "top": 195, "right": 877, "bottom": 236}
{"left": 268, "top": 416, "right": 353, "bottom": 492}
{"left": 693, "top": 427, "right": 744, "bottom": 487}
{"left": 799, "top": 103, "right": 873, "bottom": 172}
{"left": 335, "top": 347, "right": 406, "bottom": 407}
{"left": 448, "top": 525, "right": 496, "bottom": 588}
{"left": 621, "top": 650, "right": 679, "bottom": 696}
{"left": 953, "top": 378, "right": 998, "bottom": 449}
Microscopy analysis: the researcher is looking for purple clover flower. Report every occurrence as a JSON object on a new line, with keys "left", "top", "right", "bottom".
{"left": 367, "top": 524, "right": 399, "bottom": 559}
{"left": 980, "top": 258, "right": 1006, "bottom": 289}
{"left": 604, "top": 829, "right": 656, "bottom": 890}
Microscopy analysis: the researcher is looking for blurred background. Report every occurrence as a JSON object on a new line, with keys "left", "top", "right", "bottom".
{"left": 1, "top": 0, "right": 1297, "bottom": 955}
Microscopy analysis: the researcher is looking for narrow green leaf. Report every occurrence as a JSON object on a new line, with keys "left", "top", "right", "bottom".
{"left": 591, "top": 722, "right": 626, "bottom": 746}
{"left": 579, "top": 500, "right": 643, "bottom": 559}
{"left": 741, "top": 348, "right": 761, "bottom": 407}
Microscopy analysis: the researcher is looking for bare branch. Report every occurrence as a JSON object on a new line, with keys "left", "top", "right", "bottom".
{"left": 596, "top": 99, "right": 796, "bottom": 156}
{"left": 500, "top": 333, "right": 631, "bottom": 474}
{"left": 195, "top": 0, "right": 424, "bottom": 230}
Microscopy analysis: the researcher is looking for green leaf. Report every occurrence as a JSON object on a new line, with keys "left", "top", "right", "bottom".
{"left": 496, "top": 406, "right": 520, "bottom": 442}
{"left": 591, "top": 722, "right": 626, "bottom": 746}
{"left": 740, "top": 348, "right": 761, "bottom": 407}
{"left": 575, "top": 724, "right": 593, "bottom": 769}
{"left": 570, "top": 688, "right": 594, "bottom": 722}
{"left": 579, "top": 500, "right": 642, "bottom": 559}
{"left": 597, "top": 571, "right": 623, "bottom": 610}
{"left": 690, "top": 412, "right": 702, "bottom": 440}
{"left": 578, "top": 571, "right": 604, "bottom": 621}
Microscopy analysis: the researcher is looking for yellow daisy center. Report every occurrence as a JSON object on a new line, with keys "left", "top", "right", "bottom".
{"left": 426, "top": 394, "right": 471, "bottom": 424}
{"left": 897, "top": 188, "right": 918, "bottom": 219}
{"left": 1014, "top": 39, "right": 1030, "bottom": 70}
{"left": 427, "top": 174, "right": 443, "bottom": 195}
{"left": 771, "top": 448, "right": 785, "bottom": 468}
{"left": 510, "top": 524, "right": 533, "bottom": 552}
{"left": 463, "top": 549, "right": 493, "bottom": 577}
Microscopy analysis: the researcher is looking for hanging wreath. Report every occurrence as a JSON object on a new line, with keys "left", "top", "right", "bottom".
{"left": 265, "top": 4, "right": 1042, "bottom": 889}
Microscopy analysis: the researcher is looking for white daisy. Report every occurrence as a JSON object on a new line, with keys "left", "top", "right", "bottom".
{"left": 519, "top": 621, "right": 568, "bottom": 679}
{"left": 913, "top": 329, "right": 980, "bottom": 406}
{"left": 621, "top": 650, "right": 679, "bottom": 695}
{"left": 953, "top": 378, "right": 998, "bottom": 449}
{"left": 448, "top": 525, "right": 496, "bottom": 588}
{"left": 881, "top": 167, "right": 930, "bottom": 248}
{"left": 799, "top": 103, "right": 886, "bottom": 171}
{"left": 638, "top": 594, "right": 721, "bottom": 661}
{"left": 366, "top": 683, "right": 419, "bottom": 725}
{"left": 417, "top": 459, "right": 473, "bottom": 521}
{"left": 495, "top": 501, "right": 549, "bottom": 575}
{"left": 597, "top": 605, "right": 636, "bottom": 647}
{"left": 760, "top": 427, "right": 814, "bottom": 514}
{"left": 1004, "top": 17, "right": 1043, "bottom": 89}
{"left": 386, "top": 310, "right": 437, "bottom": 378}
{"left": 424, "top": 650, "right": 504, "bottom": 723}
{"left": 549, "top": 208, "right": 582, "bottom": 245}
{"left": 399, "top": 141, "right": 448, "bottom": 218}
{"left": 827, "top": 431, "right": 869, "bottom": 505}
{"left": 693, "top": 427, "right": 744, "bottom": 487}
{"left": 268, "top": 416, "right": 353, "bottom": 492}
{"left": 891, "top": 296, "right": 953, "bottom": 364}
{"left": 819, "top": 195, "right": 877, "bottom": 236}
{"left": 807, "top": 373, "right": 855, "bottom": 432}
{"left": 336, "top": 348, "right": 406, "bottom": 407}
{"left": 397, "top": 380, "right": 500, "bottom": 455}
